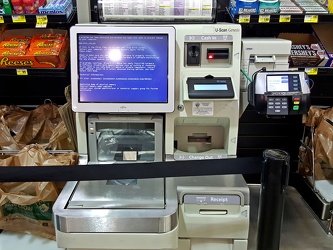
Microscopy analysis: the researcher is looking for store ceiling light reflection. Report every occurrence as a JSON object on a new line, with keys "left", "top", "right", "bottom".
{"left": 108, "top": 49, "right": 122, "bottom": 61}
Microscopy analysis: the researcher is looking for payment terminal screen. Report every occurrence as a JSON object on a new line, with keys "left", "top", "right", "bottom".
{"left": 266, "top": 75, "right": 289, "bottom": 92}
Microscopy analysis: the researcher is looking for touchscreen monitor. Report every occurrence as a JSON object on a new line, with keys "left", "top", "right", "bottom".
{"left": 70, "top": 25, "right": 175, "bottom": 113}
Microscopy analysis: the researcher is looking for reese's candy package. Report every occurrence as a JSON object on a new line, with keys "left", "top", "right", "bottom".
{"left": 3, "top": 36, "right": 32, "bottom": 44}
{"left": 31, "top": 33, "right": 65, "bottom": 43}
{"left": 0, "top": 50, "right": 26, "bottom": 56}
{"left": 29, "top": 40, "right": 63, "bottom": 51}
{"left": 0, "top": 41, "right": 29, "bottom": 51}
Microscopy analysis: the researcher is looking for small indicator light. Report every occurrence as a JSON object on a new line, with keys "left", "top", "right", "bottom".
{"left": 208, "top": 54, "right": 214, "bottom": 59}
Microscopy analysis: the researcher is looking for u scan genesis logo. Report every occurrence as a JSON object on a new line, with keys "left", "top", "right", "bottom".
{"left": 215, "top": 27, "right": 241, "bottom": 32}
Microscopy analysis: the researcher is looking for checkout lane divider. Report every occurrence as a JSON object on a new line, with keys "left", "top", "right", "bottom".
{"left": 0, "top": 157, "right": 262, "bottom": 182}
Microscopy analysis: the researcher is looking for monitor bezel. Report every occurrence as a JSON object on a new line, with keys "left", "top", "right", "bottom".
{"left": 70, "top": 25, "right": 175, "bottom": 113}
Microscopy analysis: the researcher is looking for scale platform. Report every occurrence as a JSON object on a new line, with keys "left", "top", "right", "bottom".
{"left": 68, "top": 179, "right": 165, "bottom": 209}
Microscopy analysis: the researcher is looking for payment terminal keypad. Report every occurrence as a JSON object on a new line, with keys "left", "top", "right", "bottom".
{"left": 252, "top": 71, "right": 310, "bottom": 116}
{"left": 291, "top": 75, "right": 301, "bottom": 91}
{"left": 267, "top": 97, "right": 289, "bottom": 115}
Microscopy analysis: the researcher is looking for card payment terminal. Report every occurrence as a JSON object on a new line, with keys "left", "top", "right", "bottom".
{"left": 248, "top": 71, "right": 311, "bottom": 116}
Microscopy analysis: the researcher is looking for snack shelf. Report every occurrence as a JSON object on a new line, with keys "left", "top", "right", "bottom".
{"left": 227, "top": 8, "right": 333, "bottom": 24}
{"left": 0, "top": 7, "right": 76, "bottom": 25}
{"left": 0, "top": 69, "right": 70, "bottom": 106}
{"left": 299, "top": 67, "right": 333, "bottom": 75}
{"left": 0, "top": 65, "right": 69, "bottom": 77}
{"left": 0, "top": 61, "right": 70, "bottom": 76}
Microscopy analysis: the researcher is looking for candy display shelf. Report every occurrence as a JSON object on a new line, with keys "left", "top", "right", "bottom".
{"left": 0, "top": 7, "right": 76, "bottom": 25}
{"left": 227, "top": 8, "right": 333, "bottom": 24}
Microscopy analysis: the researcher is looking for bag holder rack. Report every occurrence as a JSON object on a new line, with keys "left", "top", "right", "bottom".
{"left": 298, "top": 124, "right": 333, "bottom": 235}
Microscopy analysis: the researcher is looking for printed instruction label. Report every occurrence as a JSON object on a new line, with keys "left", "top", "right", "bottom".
{"left": 101, "top": 0, "right": 213, "bottom": 17}
{"left": 192, "top": 102, "right": 213, "bottom": 116}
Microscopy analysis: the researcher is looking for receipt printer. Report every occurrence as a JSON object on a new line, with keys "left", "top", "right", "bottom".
{"left": 248, "top": 71, "right": 311, "bottom": 116}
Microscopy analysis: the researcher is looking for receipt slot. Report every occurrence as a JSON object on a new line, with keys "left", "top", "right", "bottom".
{"left": 248, "top": 71, "right": 311, "bottom": 116}
{"left": 175, "top": 176, "right": 250, "bottom": 250}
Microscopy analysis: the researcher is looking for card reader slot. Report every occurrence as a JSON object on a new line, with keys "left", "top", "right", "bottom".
{"left": 207, "top": 48, "right": 229, "bottom": 59}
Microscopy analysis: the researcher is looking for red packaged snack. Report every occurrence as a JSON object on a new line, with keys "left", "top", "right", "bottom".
{"left": 0, "top": 28, "right": 69, "bottom": 68}
{"left": 32, "top": 33, "right": 65, "bottom": 42}
{"left": 23, "top": 0, "right": 46, "bottom": 14}
{"left": 26, "top": 49, "right": 59, "bottom": 56}
{"left": 29, "top": 40, "right": 62, "bottom": 51}
{"left": 3, "top": 36, "right": 32, "bottom": 44}
{"left": 0, "top": 50, "right": 26, "bottom": 56}
{"left": 26, "top": 48, "right": 61, "bottom": 67}
{"left": 11, "top": 0, "right": 25, "bottom": 14}
{"left": 0, "top": 41, "right": 29, "bottom": 51}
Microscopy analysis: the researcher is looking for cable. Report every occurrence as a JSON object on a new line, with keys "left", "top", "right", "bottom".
{"left": 308, "top": 78, "right": 315, "bottom": 90}
{"left": 240, "top": 69, "right": 252, "bottom": 83}
{"left": 252, "top": 67, "right": 267, "bottom": 83}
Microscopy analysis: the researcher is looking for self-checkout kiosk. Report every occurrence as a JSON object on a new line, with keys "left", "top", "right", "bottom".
{"left": 50, "top": 0, "right": 318, "bottom": 247}
{"left": 53, "top": 1, "right": 250, "bottom": 250}
{"left": 53, "top": 22, "right": 250, "bottom": 250}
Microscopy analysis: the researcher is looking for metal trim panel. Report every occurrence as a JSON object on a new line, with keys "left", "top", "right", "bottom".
{"left": 53, "top": 181, "right": 178, "bottom": 233}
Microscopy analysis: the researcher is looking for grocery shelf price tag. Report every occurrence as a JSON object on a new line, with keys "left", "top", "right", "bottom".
{"left": 305, "top": 68, "right": 318, "bottom": 75}
{"left": 16, "top": 69, "right": 28, "bottom": 75}
{"left": 12, "top": 15, "right": 26, "bottom": 23}
{"left": 238, "top": 15, "right": 251, "bottom": 23}
{"left": 259, "top": 15, "right": 270, "bottom": 23}
{"left": 304, "top": 15, "right": 318, "bottom": 23}
{"left": 0, "top": 16, "right": 4, "bottom": 23}
{"left": 36, "top": 15, "right": 48, "bottom": 28}
{"left": 279, "top": 15, "right": 291, "bottom": 23}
